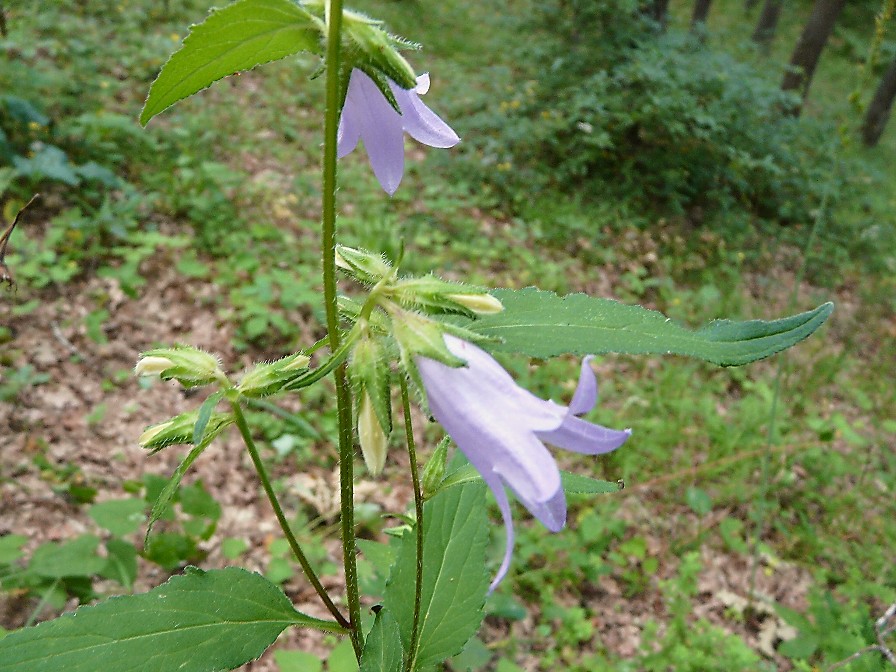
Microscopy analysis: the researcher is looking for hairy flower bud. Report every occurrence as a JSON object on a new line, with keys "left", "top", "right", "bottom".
{"left": 358, "top": 390, "right": 388, "bottom": 475}
{"left": 335, "top": 245, "right": 393, "bottom": 285}
{"left": 135, "top": 346, "right": 224, "bottom": 388}
{"left": 237, "top": 353, "right": 311, "bottom": 398}
{"left": 138, "top": 410, "right": 233, "bottom": 452}
{"left": 444, "top": 292, "right": 504, "bottom": 315}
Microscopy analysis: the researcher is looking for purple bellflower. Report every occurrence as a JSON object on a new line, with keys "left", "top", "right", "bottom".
{"left": 416, "top": 335, "right": 631, "bottom": 592}
{"left": 337, "top": 68, "right": 460, "bottom": 195}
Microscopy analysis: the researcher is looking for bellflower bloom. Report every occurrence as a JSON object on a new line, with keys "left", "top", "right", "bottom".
{"left": 416, "top": 335, "right": 631, "bottom": 591}
{"left": 338, "top": 69, "right": 460, "bottom": 195}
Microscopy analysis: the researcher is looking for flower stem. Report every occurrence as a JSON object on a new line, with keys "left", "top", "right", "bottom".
{"left": 320, "top": 0, "right": 363, "bottom": 658}
{"left": 400, "top": 377, "right": 425, "bottom": 671}
{"left": 230, "top": 400, "right": 349, "bottom": 629}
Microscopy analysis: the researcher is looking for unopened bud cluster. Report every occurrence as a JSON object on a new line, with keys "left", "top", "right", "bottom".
{"left": 336, "top": 245, "right": 504, "bottom": 475}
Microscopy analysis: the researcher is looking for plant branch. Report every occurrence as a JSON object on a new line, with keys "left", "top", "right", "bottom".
{"left": 230, "top": 401, "right": 349, "bottom": 629}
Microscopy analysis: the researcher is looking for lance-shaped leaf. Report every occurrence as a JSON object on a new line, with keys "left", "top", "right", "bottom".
{"left": 0, "top": 567, "right": 343, "bottom": 672}
{"left": 382, "top": 482, "right": 490, "bottom": 671}
{"left": 141, "top": 0, "right": 322, "bottom": 125}
{"left": 467, "top": 288, "right": 833, "bottom": 366}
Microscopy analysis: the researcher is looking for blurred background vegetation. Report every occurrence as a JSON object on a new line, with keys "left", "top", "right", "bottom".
{"left": 1, "top": 0, "right": 894, "bottom": 670}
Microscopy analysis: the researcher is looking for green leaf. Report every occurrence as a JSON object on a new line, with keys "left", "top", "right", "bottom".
{"left": 0, "top": 567, "right": 343, "bottom": 672}
{"left": 100, "top": 539, "right": 138, "bottom": 589}
{"left": 437, "top": 465, "right": 621, "bottom": 498}
{"left": 467, "top": 288, "right": 833, "bottom": 366}
{"left": 273, "top": 649, "right": 323, "bottom": 672}
{"left": 360, "top": 609, "right": 403, "bottom": 672}
{"left": 145, "top": 441, "right": 212, "bottom": 543}
{"left": 193, "top": 391, "right": 224, "bottom": 445}
{"left": 777, "top": 632, "right": 819, "bottom": 659}
{"left": 328, "top": 639, "right": 360, "bottom": 672}
{"left": 88, "top": 498, "right": 146, "bottom": 536}
{"left": 383, "top": 482, "right": 490, "bottom": 671}
{"left": 29, "top": 536, "right": 106, "bottom": 579}
{"left": 0, "top": 534, "right": 27, "bottom": 565}
{"left": 140, "top": 0, "right": 322, "bottom": 125}
{"left": 561, "top": 471, "right": 622, "bottom": 495}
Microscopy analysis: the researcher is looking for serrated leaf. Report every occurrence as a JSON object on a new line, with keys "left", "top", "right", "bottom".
{"left": 141, "top": 0, "right": 322, "bottom": 125}
{"left": 467, "top": 288, "right": 833, "bottom": 366}
{"left": 383, "top": 483, "right": 490, "bottom": 671}
{"left": 360, "top": 609, "right": 403, "bottom": 672}
{"left": 0, "top": 567, "right": 342, "bottom": 672}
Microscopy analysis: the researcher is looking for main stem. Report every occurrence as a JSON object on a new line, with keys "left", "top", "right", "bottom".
{"left": 320, "top": 0, "right": 363, "bottom": 658}
{"left": 231, "top": 401, "right": 349, "bottom": 629}
{"left": 400, "top": 377, "right": 425, "bottom": 672}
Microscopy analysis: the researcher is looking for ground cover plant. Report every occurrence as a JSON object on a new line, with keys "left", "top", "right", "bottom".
{"left": 0, "top": 0, "right": 894, "bottom": 671}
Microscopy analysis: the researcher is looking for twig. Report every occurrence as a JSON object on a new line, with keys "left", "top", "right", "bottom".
{"left": 51, "top": 321, "right": 88, "bottom": 361}
{"left": 825, "top": 600, "right": 896, "bottom": 670}
{"left": 1, "top": 194, "right": 39, "bottom": 288}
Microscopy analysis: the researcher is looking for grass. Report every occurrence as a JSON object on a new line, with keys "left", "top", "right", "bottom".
{"left": 1, "top": 0, "right": 895, "bottom": 670}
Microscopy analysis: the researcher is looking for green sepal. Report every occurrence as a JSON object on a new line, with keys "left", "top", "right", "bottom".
{"left": 341, "top": 8, "right": 418, "bottom": 90}
{"left": 139, "top": 410, "right": 233, "bottom": 454}
{"left": 421, "top": 437, "right": 450, "bottom": 499}
{"left": 335, "top": 244, "right": 393, "bottom": 285}
{"left": 338, "top": 295, "right": 391, "bottom": 333}
{"left": 388, "top": 275, "right": 496, "bottom": 317}
{"left": 349, "top": 337, "right": 393, "bottom": 435}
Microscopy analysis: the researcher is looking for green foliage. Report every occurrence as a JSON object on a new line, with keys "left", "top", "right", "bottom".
{"left": 141, "top": 0, "right": 322, "bottom": 125}
{"left": 468, "top": 288, "right": 833, "bottom": 366}
{"left": 0, "top": 567, "right": 341, "bottom": 672}
{"left": 777, "top": 590, "right": 892, "bottom": 670}
{"left": 463, "top": 0, "right": 842, "bottom": 221}
{"left": 381, "top": 482, "right": 491, "bottom": 670}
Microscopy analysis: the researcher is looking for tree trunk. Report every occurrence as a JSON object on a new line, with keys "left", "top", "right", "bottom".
{"left": 781, "top": 0, "right": 847, "bottom": 115}
{"left": 649, "top": 0, "right": 670, "bottom": 30}
{"left": 691, "top": 0, "right": 713, "bottom": 29}
{"left": 862, "top": 56, "right": 896, "bottom": 147}
{"left": 752, "top": 0, "right": 784, "bottom": 46}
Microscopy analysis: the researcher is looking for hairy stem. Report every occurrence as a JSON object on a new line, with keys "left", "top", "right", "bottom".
{"left": 320, "top": 0, "right": 363, "bottom": 658}
{"left": 400, "top": 377, "right": 425, "bottom": 671}
{"left": 231, "top": 401, "right": 349, "bottom": 629}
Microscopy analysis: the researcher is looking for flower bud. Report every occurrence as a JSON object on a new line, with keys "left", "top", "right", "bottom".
{"left": 135, "top": 346, "right": 224, "bottom": 388}
{"left": 389, "top": 276, "right": 500, "bottom": 317}
{"left": 358, "top": 390, "right": 388, "bottom": 475}
{"left": 237, "top": 353, "right": 311, "bottom": 398}
{"left": 138, "top": 411, "right": 232, "bottom": 452}
{"left": 134, "top": 356, "right": 175, "bottom": 376}
{"left": 444, "top": 292, "right": 504, "bottom": 315}
{"left": 391, "top": 310, "right": 464, "bottom": 368}
{"left": 341, "top": 11, "right": 418, "bottom": 91}
{"left": 335, "top": 245, "right": 393, "bottom": 285}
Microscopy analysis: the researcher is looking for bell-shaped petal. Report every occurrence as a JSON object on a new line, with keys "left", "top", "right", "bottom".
{"left": 338, "top": 69, "right": 459, "bottom": 195}
{"left": 416, "top": 335, "right": 631, "bottom": 591}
